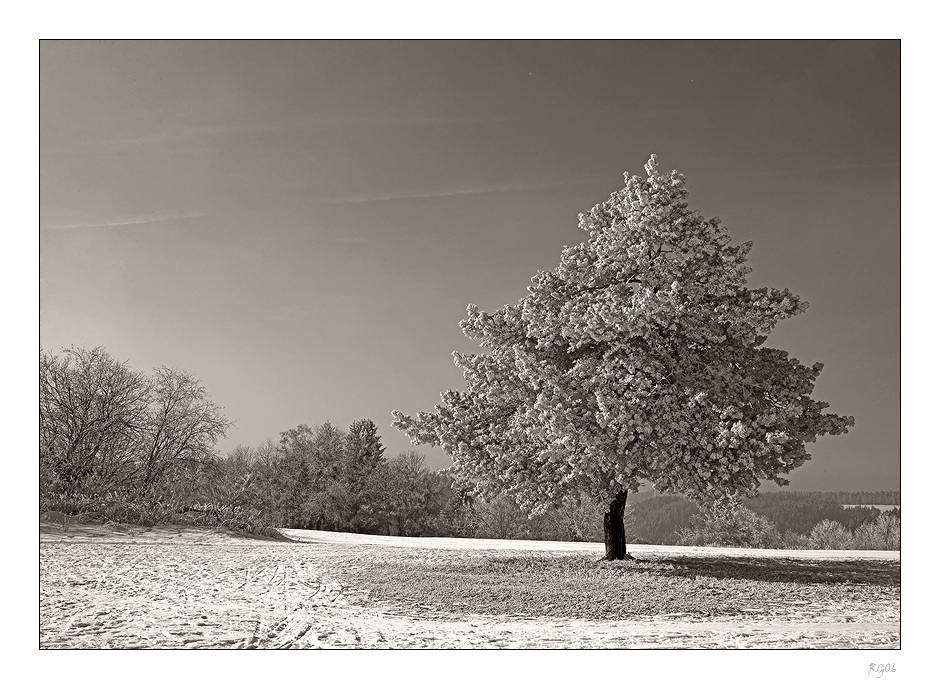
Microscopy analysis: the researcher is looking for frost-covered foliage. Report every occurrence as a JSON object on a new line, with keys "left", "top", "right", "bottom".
{"left": 676, "top": 505, "right": 780, "bottom": 549}
{"left": 393, "top": 156, "right": 854, "bottom": 514}
{"left": 852, "top": 514, "right": 900, "bottom": 550}
{"left": 809, "top": 520, "right": 854, "bottom": 550}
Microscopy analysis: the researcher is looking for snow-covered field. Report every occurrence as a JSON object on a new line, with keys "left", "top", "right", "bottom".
{"left": 39, "top": 522, "right": 900, "bottom": 649}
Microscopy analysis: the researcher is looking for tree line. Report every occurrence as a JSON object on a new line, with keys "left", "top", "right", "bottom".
{"left": 211, "top": 425, "right": 613, "bottom": 542}
{"left": 39, "top": 345, "right": 897, "bottom": 550}
{"left": 39, "top": 346, "right": 606, "bottom": 540}
{"left": 627, "top": 491, "right": 899, "bottom": 548}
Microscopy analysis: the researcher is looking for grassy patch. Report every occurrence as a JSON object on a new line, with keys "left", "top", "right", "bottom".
{"left": 349, "top": 551, "right": 899, "bottom": 620}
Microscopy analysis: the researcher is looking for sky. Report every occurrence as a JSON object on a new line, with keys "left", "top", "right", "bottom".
{"left": 39, "top": 40, "right": 900, "bottom": 492}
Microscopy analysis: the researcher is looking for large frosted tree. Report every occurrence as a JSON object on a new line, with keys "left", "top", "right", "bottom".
{"left": 392, "top": 156, "right": 854, "bottom": 559}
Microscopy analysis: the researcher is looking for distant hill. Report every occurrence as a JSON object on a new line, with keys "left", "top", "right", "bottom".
{"left": 806, "top": 491, "right": 900, "bottom": 506}
{"left": 626, "top": 490, "right": 900, "bottom": 545}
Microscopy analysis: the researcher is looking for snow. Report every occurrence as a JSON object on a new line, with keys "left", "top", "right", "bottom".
{"left": 281, "top": 527, "right": 901, "bottom": 560}
{"left": 40, "top": 522, "right": 900, "bottom": 649}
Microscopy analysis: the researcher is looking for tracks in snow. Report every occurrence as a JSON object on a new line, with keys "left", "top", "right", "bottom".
{"left": 40, "top": 530, "right": 900, "bottom": 649}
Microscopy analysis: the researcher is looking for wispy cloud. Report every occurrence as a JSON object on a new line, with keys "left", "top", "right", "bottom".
{"left": 327, "top": 177, "right": 606, "bottom": 205}
{"left": 43, "top": 124, "right": 276, "bottom": 150}
{"left": 808, "top": 162, "right": 901, "bottom": 173}
{"left": 43, "top": 115, "right": 511, "bottom": 151}
{"left": 42, "top": 211, "right": 206, "bottom": 230}
{"left": 306, "top": 114, "right": 511, "bottom": 128}
{"left": 715, "top": 162, "right": 900, "bottom": 179}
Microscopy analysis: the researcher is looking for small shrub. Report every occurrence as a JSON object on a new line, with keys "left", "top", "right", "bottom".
{"left": 852, "top": 514, "right": 900, "bottom": 550}
{"left": 809, "top": 520, "right": 853, "bottom": 549}
{"left": 778, "top": 530, "right": 814, "bottom": 549}
{"left": 676, "top": 505, "right": 781, "bottom": 548}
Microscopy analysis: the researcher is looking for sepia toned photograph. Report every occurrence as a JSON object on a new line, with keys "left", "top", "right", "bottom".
{"left": 39, "top": 38, "right": 900, "bottom": 656}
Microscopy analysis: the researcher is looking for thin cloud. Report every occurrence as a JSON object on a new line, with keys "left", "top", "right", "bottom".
{"left": 716, "top": 162, "right": 900, "bottom": 179}
{"left": 42, "top": 211, "right": 206, "bottom": 230}
{"left": 301, "top": 114, "right": 511, "bottom": 127}
{"left": 43, "top": 124, "right": 277, "bottom": 150}
{"left": 807, "top": 162, "right": 901, "bottom": 173}
{"left": 43, "top": 115, "right": 510, "bottom": 151}
{"left": 327, "top": 177, "right": 606, "bottom": 204}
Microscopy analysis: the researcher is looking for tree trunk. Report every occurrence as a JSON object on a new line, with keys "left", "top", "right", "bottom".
{"left": 603, "top": 490, "right": 628, "bottom": 560}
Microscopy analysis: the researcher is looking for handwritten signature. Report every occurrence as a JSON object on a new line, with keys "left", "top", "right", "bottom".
{"left": 869, "top": 663, "right": 896, "bottom": 678}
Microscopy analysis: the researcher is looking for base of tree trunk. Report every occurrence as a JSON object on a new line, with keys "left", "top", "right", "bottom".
{"left": 603, "top": 490, "right": 629, "bottom": 560}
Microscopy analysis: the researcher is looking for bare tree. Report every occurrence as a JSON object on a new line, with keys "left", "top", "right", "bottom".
{"left": 40, "top": 347, "right": 233, "bottom": 515}
{"left": 40, "top": 347, "right": 150, "bottom": 496}
{"left": 138, "top": 366, "right": 232, "bottom": 491}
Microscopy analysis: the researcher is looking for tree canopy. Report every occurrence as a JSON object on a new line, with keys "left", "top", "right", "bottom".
{"left": 393, "top": 155, "right": 854, "bottom": 514}
{"left": 40, "top": 346, "right": 231, "bottom": 506}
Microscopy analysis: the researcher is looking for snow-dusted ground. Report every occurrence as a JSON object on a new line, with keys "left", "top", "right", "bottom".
{"left": 39, "top": 523, "right": 900, "bottom": 649}
{"left": 281, "top": 527, "right": 902, "bottom": 560}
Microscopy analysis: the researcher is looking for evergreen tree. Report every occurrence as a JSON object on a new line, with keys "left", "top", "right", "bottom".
{"left": 345, "top": 419, "right": 386, "bottom": 485}
{"left": 344, "top": 418, "right": 387, "bottom": 531}
{"left": 393, "top": 156, "right": 854, "bottom": 559}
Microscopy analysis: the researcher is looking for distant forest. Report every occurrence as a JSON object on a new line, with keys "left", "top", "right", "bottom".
{"left": 629, "top": 490, "right": 900, "bottom": 545}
